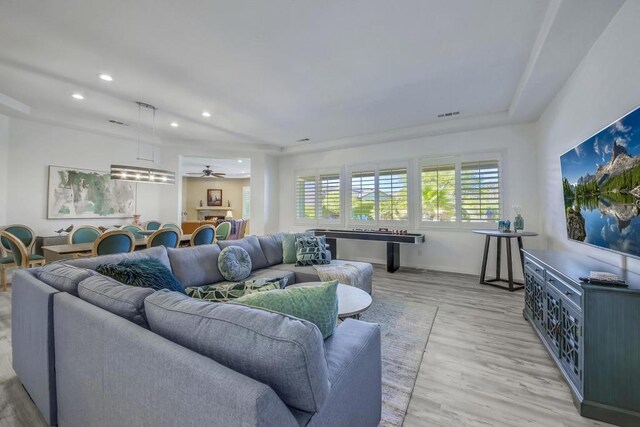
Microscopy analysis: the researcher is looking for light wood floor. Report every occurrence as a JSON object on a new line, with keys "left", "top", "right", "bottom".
{"left": 370, "top": 265, "right": 611, "bottom": 427}
{"left": 1, "top": 267, "right": 612, "bottom": 427}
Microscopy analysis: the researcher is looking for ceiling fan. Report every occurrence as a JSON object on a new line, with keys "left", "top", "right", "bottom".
{"left": 186, "top": 165, "right": 226, "bottom": 178}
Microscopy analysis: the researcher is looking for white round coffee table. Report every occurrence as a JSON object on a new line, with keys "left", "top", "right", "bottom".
{"left": 290, "top": 282, "right": 372, "bottom": 319}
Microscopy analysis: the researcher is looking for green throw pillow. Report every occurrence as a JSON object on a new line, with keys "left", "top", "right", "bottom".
{"left": 232, "top": 280, "right": 339, "bottom": 339}
{"left": 295, "top": 235, "right": 330, "bottom": 266}
{"left": 282, "top": 231, "right": 314, "bottom": 264}
{"left": 185, "top": 277, "right": 288, "bottom": 302}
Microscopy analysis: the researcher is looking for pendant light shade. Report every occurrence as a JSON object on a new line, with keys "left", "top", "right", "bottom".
{"left": 110, "top": 164, "right": 175, "bottom": 185}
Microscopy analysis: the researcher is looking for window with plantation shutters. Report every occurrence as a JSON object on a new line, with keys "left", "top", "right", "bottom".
{"left": 460, "top": 160, "right": 500, "bottom": 222}
{"left": 319, "top": 173, "right": 341, "bottom": 220}
{"left": 378, "top": 168, "right": 408, "bottom": 221}
{"left": 350, "top": 170, "right": 376, "bottom": 221}
{"left": 421, "top": 164, "right": 456, "bottom": 222}
{"left": 295, "top": 175, "right": 317, "bottom": 220}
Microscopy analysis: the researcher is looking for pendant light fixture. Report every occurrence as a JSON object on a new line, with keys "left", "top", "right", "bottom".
{"left": 110, "top": 102, "right": 176, "bottom": 185}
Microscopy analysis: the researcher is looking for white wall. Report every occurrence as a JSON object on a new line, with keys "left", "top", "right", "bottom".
{"left": 6, "top": 118, "right": 166, "bottom": 235}
{"left": 0, "top": 114, "right": 9, "bottom": 225}
{"left": 537, "top": 1, "right": 640, "bottom": 273}
{"left": 279, "top": 123, "right": 541, "bottom": 277}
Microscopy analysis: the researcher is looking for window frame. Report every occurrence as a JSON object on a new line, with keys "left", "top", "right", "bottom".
{"left": 417, "top": 152, "right": 504, "bottom": 230}
{"left": 294, "top": 168, "right": 344, "bottom": 226}
{"left": 347, "top": 161, "right": 411, "bottom": 228}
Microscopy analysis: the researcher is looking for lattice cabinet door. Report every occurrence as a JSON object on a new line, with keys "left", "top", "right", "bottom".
{"left": 524, "top": 268, "right": 535, "bottom": 315}
{"left": 532, "top": 276, "right": 545, "bottom": 331}
{"left": 544, "top": 286, "right": 562, "bottom": 356}
{"left": 560, "top": 301, "right": 583, "bottom": 391}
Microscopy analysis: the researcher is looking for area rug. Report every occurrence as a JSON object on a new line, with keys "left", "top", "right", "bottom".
{"left": 359, "top": 293, "right": 438, "bottom": 427}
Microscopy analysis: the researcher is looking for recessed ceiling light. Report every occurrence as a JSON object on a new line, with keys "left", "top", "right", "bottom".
{"left": 202, "top": 111, "right": 211, "bottom": 118}
{"left": 238, "top": 159, "right": 243, "bottom": 163}
{"left": 71, "top": 93, "right": 84, "bottom": 100}
{"left": 98, "top": 74, "right": 113, "bottom": 82}
{"left": 170, "top": 122, "right": 179, "bottom": 127}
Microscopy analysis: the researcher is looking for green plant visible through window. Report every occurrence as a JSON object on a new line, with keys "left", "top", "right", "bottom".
{"left": 350, "top": 168, "right": 408, "bottom": 221}
{"left": 422, "top": 164, "right": 456, "bottom": 222}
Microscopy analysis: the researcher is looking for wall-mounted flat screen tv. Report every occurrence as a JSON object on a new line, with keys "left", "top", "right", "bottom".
{"left": 561, "top": 105, "right": 640, "bottom": 258}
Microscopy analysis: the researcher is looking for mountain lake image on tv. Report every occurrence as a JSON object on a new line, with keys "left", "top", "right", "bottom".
{"left": 561, "top": 105, "right": 640, "bottom": 257}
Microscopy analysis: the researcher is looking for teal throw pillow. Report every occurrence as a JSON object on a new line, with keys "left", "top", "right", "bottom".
{"left": 282, "top": 231, "right": 314, "bottom": 263}
{"left": 295, "top": 235, "right": 330, "bottom": 266}
{"left": 96, "top": 258, "right": 184, "bottom": 294}
{"left": 218, "top": 246, "right": 252, "bottom": 281}
{"left": 185, "top": 277, "right": 288, "bottom": 302}
{"left": 232, "top": 280, "right": 339, "bottom": 339}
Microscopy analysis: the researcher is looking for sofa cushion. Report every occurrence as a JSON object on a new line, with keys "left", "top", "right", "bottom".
{"left": 184, "top": 278, "right": 284, "bottom": 302}
{"left": 218, "top": 236, "right": 268, "bottom": 270}
{"left": 268, "top": 263, "right": 322, "bottom": 283}
{"left": 211, "top": 268, "right": 296, "bottom": 289}
{"left": 233, "top": 280, "right": 339, "bottom": 339}
{"left": 36, "top": 263, "right": 94, "bottom": 296}
{"left": 217, "top": 246, "right": 252, "bottom": 281}
{"left": 282, "top": 232, "right": 314, "bottom": 264}
{"left": 167, "top": 244, "right": 224, "bottom": 288}
{"left": 144, "top": 291, "right": 330, "bottom": 412}
{"left": 95, "top": 258, "right": 184, "bottom": 293}
{"left": 295, "top": 236, "right": 330, "bottom": 266}
{"left": 64, "top": 246, "right": 172, "bottom": 272}
{"left": 257, "top": 233, "right": 284, "bottom": 266}
{"left": 77, "top": 275, "right": 154, "bottom": 327}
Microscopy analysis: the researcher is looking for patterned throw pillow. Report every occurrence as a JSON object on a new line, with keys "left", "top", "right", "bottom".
{"left": 185, "top": 277, "right": 288, "bottom": 302}
{"left": 96, "top": 258, "right": 185, "bottom": 294}
{"left": 232, "top": 280, "right": 339, "bottom": 339}
{"left": 295, "top": 235, "right": 330, "bottom": 266}
{"left": 282, "top": 231, "right": 314, "bottom": 264}
{"left": 218, "top": 246, "right": 252, "bottom": 281}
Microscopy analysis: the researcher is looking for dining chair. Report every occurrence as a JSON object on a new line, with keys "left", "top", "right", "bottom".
{"left": 215, "top": 221, "right": 231, "bottom": 242}
{"left": 121, "top": 225, "right": 145, "bottom": 240}
{"left": 92, "top": 230, "right": 135, "bottom": 257}
{"left": 0, "top": 224, "right": 37, "bottom": 257}
{"left": 190, "top": 224, "right": 216, "bottom": 246}
{"left": 147, "top": 228, "right": 180, "bottom": 249}
{"left": 0, "top": 230, "right": 46, "bottom": 291}
{"left": 68, "top": 225, "right": 102, "bottom": 244}
{"left": 160, "top": 223, "right": 183, "bottom": 234}
{"left": 143, "top": 220, "right": 162, "bottom": 231}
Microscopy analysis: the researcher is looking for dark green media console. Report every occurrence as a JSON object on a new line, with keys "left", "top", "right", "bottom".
{"left": 522, "top": 250, "right": 640, "bottom": 426}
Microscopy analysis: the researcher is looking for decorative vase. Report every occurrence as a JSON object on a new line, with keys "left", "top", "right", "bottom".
{"left": 133, "top": 214, "right": 141, "bottom": 226}
{"left": 498, "top": 219, "right": 511, "bottom": 232}
{"left": 514, "top": 214, "right": 524, "bottom": 232}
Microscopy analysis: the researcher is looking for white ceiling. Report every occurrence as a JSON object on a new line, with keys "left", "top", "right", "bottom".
{"left": 0, "top": 0, "right": 625, "bottom": 152}
{"left": 181, "top": 156, "right": 251, "bottom": 179}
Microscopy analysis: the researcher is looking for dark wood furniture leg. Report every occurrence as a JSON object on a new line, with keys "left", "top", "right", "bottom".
{"left": 387, "top": 242, "right": 400, "bottom": 273}
{"left": 496, "top": 236, "right": 502, "bottom": 281}
{"left": 517, "top": 236, "right": 525, "bottom": 275}
{"left": 506, "top": 238, "right": 514, "bottom": 291}
{"left": 480, "top": 235, "right": 490, "bottom": 283}
{"left": 326, "top": 237, "right": 338, "bottom": 259}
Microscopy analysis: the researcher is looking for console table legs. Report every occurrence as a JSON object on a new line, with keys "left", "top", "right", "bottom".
{"left": 479, "top": 235, "right": 524, "bottom": 292}
{"left": 387, "top": 242, "right": 400, "bottom": 273}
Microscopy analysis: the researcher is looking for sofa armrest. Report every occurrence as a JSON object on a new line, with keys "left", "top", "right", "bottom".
{"left": 307, "top": 319, "right": 381, "bottom": 427}
{"left": 11, "top": 270, "right": 59, "bottom": 426}
{"left": 54, "top": 292, "right": 298, "bottom": 427}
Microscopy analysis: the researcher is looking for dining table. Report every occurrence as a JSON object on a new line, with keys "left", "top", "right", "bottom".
{"left": 41, "top": 234, "right": 192, "bottom": 263}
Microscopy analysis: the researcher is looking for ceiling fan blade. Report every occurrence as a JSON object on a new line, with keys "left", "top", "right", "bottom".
{"left": 213, "top": 173, "right": 226, "bottom": 178}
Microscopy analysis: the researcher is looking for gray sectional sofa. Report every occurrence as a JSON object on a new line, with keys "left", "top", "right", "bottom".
{"left": 11, "top": 234, "right": 380, "bottom": 427}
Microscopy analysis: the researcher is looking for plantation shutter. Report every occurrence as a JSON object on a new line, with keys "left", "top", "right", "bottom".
{"left": 319, "top": 173, "right": 341, "bottom": 220}
{"left": 421, "top": 164, "right": 456, "bottom": 222}
{"left": 460, "top": 160, "right": 500, "bottom": 222}
{"left": 295, "top": 175, "right": 317, "bottom": 220}
{"left": 378, "top": 167, "right": 408, "bottom": 221}
{"left": 350, "top": 170, "right": 376, "bottom": 220}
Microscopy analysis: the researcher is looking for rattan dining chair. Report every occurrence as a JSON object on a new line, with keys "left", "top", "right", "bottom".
{"left": 0, "top": 230, "right": 46, "bottom": 291}
{"left": 147, "top": 228, "right": 180, "bottom": 249}
{"left": 92, "top": 230, "right": 135, "bottom": 257}
{"left": 190, "top": 224, "right": 216, "bottom": 246}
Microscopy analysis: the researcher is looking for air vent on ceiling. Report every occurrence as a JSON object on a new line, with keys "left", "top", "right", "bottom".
{"left": 296, "top": 138, "right": 310, "bottom": 142}
{"left": 437, "top": 111, "right": 460, "bottom": 118}
{"left": 108, "top": 119, "right": 128, "bottom": 126}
